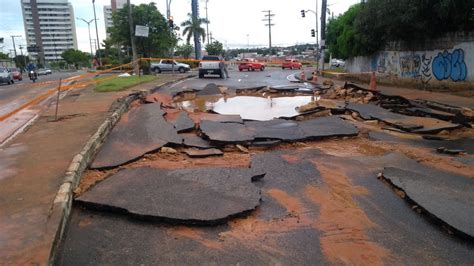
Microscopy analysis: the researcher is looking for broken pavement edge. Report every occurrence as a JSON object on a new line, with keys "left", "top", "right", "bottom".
{"left": 46, "top": 75, "right": 195, "bottom": 265}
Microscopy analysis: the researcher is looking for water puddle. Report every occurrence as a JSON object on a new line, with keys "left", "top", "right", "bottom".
{"left": 176, "top": 95, "right": 313, "bottom": 121}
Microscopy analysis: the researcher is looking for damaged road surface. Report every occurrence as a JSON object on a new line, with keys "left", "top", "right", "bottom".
{"left": 76, "top": 167, "right": 264, "bottom": 225}
{"left": 56, "top": 68, "right": 474, "bottom": 265}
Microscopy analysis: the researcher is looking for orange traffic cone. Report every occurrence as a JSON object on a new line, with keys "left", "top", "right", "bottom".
{"left": 300, "top": 71, "right": 306, "bottom": 81}
{"left": 369, "top": 72, "right": 377, "bottom": 91}
{"left": 312, "top": 72, "right": 318, "bottom": 82}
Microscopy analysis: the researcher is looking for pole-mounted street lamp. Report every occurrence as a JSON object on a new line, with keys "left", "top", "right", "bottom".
{"left": 76, "top": 17, "right": 96, "bottom": 59}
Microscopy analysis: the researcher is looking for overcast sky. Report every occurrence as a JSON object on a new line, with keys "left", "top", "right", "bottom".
{"left": 0, "top": 0, "right": 359, "bottom": 55}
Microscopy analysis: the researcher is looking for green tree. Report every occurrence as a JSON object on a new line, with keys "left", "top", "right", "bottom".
{"left": 0, "top": 52, "right": 9, "bottom": 60}
{"left": 326, "top": 0, "right": 474, "bottom": 58}
{"left": 326, "top": 4, "right": 365, "bottom": 59}
{"left": 205, "top": 40, "right": 224, "bottom": 56}
{"left": 180, "top": 13, "right": 209, "bottom": 57}
{"left": 13, "top": 55, "right": 30, "bottom": 70}
{"left": 175, "top": 44, "right": 194, "bottom": 59}
{"left": 61, "top": 49, "right": 89, "bottom": 68}
{"left": 109, "top": 3, "right": 177, "bottom": 58}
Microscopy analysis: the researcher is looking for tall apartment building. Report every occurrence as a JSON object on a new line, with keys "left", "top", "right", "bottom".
{"left": 21, "top": 0, "right": 78, "bottom": 63}
{"left": 104, "top": 0, "right": 127, "bottom": 37}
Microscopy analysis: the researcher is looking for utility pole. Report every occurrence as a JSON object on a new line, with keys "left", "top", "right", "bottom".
{"left": 210, "top": 32, "right": 214, "bottom": 43}
{"left": 262, "top": 10, "right": 275, "bottom": 52}
{"left": 127, "top": 0, "right": 138, "bottom": 74}
{"left": 320, "top": 0, "right": 327, "bottom": 73}
{"left": 92, "top": 0, "right": 102, "bottom": 66}
{"left": 19, "top": 45, "right": 27, "bottom": 68}
{"left": 205, "top": 0, "right": 210, "bottom": 44}
{"left": 10, "top": 35, "right": 21, "bottom": 58}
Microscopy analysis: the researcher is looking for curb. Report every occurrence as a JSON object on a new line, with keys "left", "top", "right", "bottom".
{"left": 47, "top": 75, "right": 195, "bottom": 265}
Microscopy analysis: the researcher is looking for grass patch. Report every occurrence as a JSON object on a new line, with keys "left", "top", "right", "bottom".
{"left": 94, "top": 75, "right": 158, "bottom": 92}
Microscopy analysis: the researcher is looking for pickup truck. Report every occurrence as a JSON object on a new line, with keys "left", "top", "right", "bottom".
{"left": 199, "top": 56, "right": 226, "bottom": 79}
{"left": 151, "top": 60, "right": 191, "bottom": 73}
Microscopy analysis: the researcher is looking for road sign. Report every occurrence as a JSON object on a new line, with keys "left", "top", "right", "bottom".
{"left": 135, "top": 25, "right": 149, "bottom": 37}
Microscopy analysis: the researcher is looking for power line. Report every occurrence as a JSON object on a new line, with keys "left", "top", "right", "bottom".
{"left": 262, "top": 10, "right": 275, "bottom": 50}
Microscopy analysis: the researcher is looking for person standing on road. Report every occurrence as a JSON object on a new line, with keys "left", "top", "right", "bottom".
{"left": 221, "top": 59, "right": 230, "bottom": 79}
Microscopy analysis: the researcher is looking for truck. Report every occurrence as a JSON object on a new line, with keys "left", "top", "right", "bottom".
{"left": 150, "top": 60, "right": 191, "bottom": 73}
{"left": 199, "top": 55, "right": 227, "bottom": 79}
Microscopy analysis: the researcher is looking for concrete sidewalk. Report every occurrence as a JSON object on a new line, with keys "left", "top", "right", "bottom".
{"left": 0, "top": 75, "right": 187, "bottom": 265}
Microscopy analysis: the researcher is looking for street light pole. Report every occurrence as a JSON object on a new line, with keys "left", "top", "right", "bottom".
{"left": 92, "top": 0, "right": 102, "bottom": 66}
{"left": 127, "top": 0, "right": 138, "bottom": 74}
{"left": 77, "top": 18, "right": 95, "bottom": 59}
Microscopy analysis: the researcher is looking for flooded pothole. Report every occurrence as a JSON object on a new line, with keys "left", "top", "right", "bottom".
{"left": 176, "top": 95, "right": 314, "bottom": 121}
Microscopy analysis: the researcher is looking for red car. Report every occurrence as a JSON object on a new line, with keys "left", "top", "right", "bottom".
{"left": 9, "top": 68, "right": 23, "bottom": 81}
{"left": 282, "top": 59, "right": 302, "bottom": 70}
{"left": 239, "top": 58, "right": 265, "bottom": 71}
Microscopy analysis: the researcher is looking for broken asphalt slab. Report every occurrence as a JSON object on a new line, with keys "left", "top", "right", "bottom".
{"left": 203, "top": 116, "right": 358, "bottom": 143}
{"left": 200, "top": 121, "right": 256, "bottom": 143}
{"left": 183, "top": 148, "right": 223, "bottom": 158}
{"left": 76, "top": 167, "right": 264, "bottom": 225}
{"left": 91, "top": 103, "right": 182, "bottom": 169}
{"left": 245, "top": 119, "right": 306, "bottom": 141}
{"left": 180, "top": 133, "right": 215, "bottom": 149}
{"left": 173, "top": 112, "right": 195, "bottom": 133}
{"left": 347, "top": 103, "right": 460, "bottom": 133}
{"left": 381, "top": 167, "right": 474, "bottom": 238}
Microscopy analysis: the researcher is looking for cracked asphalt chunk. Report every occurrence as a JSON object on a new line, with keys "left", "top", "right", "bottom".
{"left": 76, "top": 167, "right": 264, "bottom": 225}
{"left": 245, "top": 119, "right": 306, "bottom": 141}
{"left": 173, "top": 112, "right": 195, "bottom": 133}
{"left": 180, "top": 133, "right": 215, "bottom": 149}
{"left": 298, "top": 116, "right": 359, "bottom": 139}
{"left": 382, "top": 167, "right": 474, "bottom": 238}
{"left": 200, "top": 121, "right": 256, "bottom": 143}
{"left": 347, "top": 103, "right": 460, "bottom": 133}
{"left": 91, "top": 103, "right": 182, "bottom": 169}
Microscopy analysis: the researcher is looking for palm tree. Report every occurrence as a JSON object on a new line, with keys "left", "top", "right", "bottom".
{"left": 181, "top": 13, "right": 209, "bottom": 59}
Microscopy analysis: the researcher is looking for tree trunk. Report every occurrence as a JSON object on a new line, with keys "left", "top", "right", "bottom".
{"left": 191, "top": 0, "right": 202, "bottom": 59}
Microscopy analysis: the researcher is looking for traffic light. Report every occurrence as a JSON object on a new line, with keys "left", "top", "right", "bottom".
{"left": 168, "top": 16, "right": 174, "bottom": 28}
{"left": 301, "top": 10, "right": 305, "bottom": 18}
{"left": 311, "top": 29, "right": 315, "bottom": 37}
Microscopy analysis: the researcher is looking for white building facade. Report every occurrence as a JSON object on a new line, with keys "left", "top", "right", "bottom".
{"left": 21, "top": 0, "right": 78, "bottom": 63}
{"left": 104, "top": 0, "right": 127, "bottom": 37}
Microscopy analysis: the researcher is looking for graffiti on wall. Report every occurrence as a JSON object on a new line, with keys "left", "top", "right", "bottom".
{"left": 432, "top": 49, "right": 467, "bottom": 82}
{"left": 420, "top": 54, "right": 432, "bottom": 86}
{"left": 399, "top": 54, "right": 421, "bottom": 78}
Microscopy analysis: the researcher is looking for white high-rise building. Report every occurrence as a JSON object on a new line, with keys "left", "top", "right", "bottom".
{"left": 21, "top": 0, "right": 78, "bottom": 63}
{"left": 104, "top": 0, "right": 127, "bottom": 37}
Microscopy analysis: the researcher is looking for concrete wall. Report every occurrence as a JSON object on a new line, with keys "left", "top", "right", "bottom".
{"left": 345, "top": 33, "right": 474, "bottom": 88}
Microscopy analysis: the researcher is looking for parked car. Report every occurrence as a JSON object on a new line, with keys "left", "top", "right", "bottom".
{"left": 238, "top": 58, "right": 265, "bottom": 71}
{"left": 9, "top": 67, "right": 23, "bottom": 81}
{"left": 199, "top": 55, "right": 227, "bottom": 79}
{"left": 44, "top": 68, "right": 52, "bottom": 74}
{"left": 0, "top": 67, "right": 14, "bottom": 85}
{"left": 331, "top": 59, "right": 345, "bottom": 68}
{"left": 37, "top": 69, "right": 48, "bottom": 75}
{"left": 282, "top": 59, "right": 302, "bottom": 70}
{"left": 151, "top": 60, "right": 190, "bottom": 73}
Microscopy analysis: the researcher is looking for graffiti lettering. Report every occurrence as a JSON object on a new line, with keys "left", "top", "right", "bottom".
{"left": 420, "top": 54, "right": 432, "bottom": 86}
{"left": 432, "top": 49, "right": 467, "bottom": 82}
{"left": 399, "top": 55, "right": 421, "bottom": 78}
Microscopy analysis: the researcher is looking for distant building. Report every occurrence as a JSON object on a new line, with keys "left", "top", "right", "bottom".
{"left": 20, "top": 0, "right": 78, "bottom": 63}
{"left": 104, "top": 0, "right": 127, "bottom": 37}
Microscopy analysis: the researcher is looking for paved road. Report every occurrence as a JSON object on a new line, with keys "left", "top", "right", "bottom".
{"left": 0, "top": 71, "right": 80, "bottom": 145}
{"left": 0, "top": 71, "right": 80, "bottom": 117}
{"left": 163, "top": 67, "right": 305, "bottom": 94}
